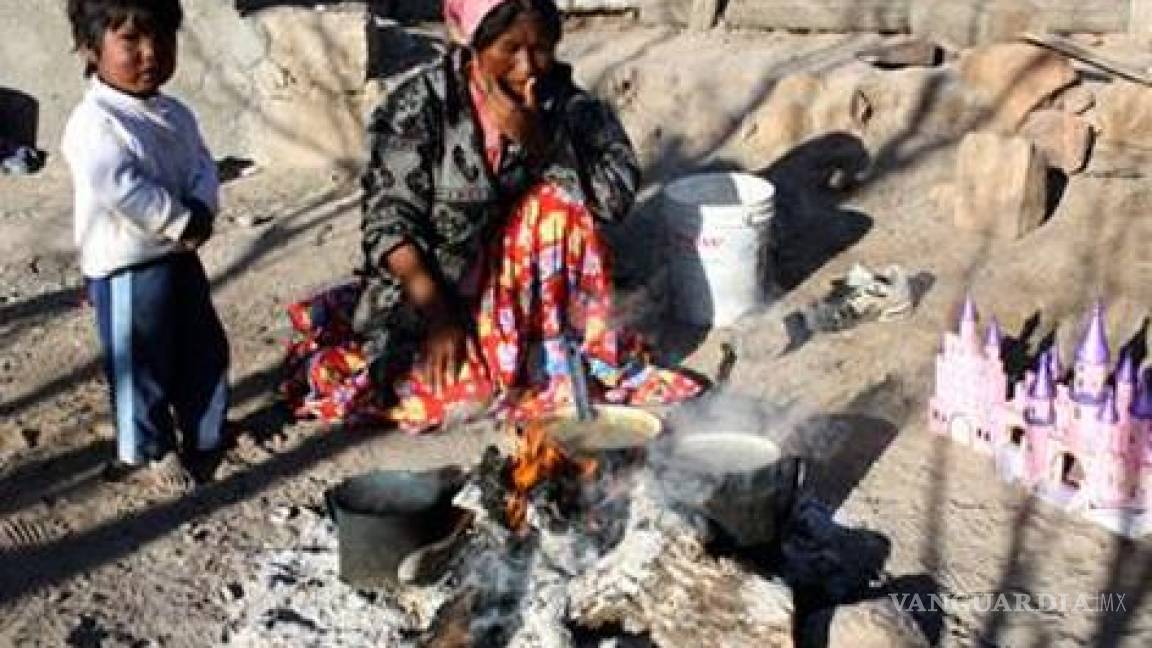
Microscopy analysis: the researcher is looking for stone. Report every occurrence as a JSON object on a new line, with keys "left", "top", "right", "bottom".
{"left": 856, "top": 38, "right": 942, "bottom": 69}
{"left": 740, "top": 69, "right": 878, "bottom": 163}
{"left": 638, "top": 0, "right": 694, "bottom": 26}
{"left": 1020, "top": 108, "right": 1095, "bottom": 174}
{"left": 959, "top": 43, "right": 1078, "bottom": 131}
{"left": 250, "top": 93, "right": 367, "bottom": 169}
{"left": 910, "top": 0, "right": 1039, "bottom": 50}
{"left": 723, "top": 0, "right": 909, "bottom": 33}
{"left": 804, "top": 598, "right": 930, "bottom": 648}
{"left": 1055, "top": 85, "right": 1096, "bottom": 114}
{"left": 1095, "top": 81, "right": 1152, "bottom": 149}
{"left": 810, "top": 72, "right": 874, "bottom": 134}
{"left": 954, "top": 132, "right": 1048, "bottom": 240}
{"left": 773, "top": 73, "right": 826, "bottom": 105}
{"left": 741, "top": 101, "right": 810, "bottom": 165}
{"left": 257, "top": 9, "right": 365, "bottom": 96}
{"left": 739, "top": 73, "right": 821, "bottom": 161}
{"left": 688, "top": 0, "right": 721, "bottom": 31}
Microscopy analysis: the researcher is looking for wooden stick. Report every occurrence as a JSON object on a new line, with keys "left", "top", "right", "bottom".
{"left": 1021, "top": 32, "right": 1152, "bottom": 87}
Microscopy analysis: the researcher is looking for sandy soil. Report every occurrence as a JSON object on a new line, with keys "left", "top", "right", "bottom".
{"left": 2, "top": 20, "right": 1151, "bottom": 647}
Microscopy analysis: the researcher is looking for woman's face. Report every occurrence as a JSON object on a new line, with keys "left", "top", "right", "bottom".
{"left": 473, "top": 11, "right": 556, "bottom": 103}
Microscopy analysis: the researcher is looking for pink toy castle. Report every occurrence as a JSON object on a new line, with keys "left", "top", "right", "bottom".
{"left": 930, "top": 296, "right": 1152, "bottom": 537}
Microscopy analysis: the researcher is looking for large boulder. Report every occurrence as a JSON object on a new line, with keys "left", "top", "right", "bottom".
{"left": 1095, "top": 81, "right": 1152, "bottom": 149}
{"left": 855, "top": 69, "right": 981, "bottom": 143}
{"left": 1054, "top": 85, "right": 1096, "bottom": 115}
{"left": 247, "top": 8, "right": 369, "bottom": 168}
{"left": 738, "top": 71, "right": 874, "bottom": 165}
{"left": 1020, "top": 108, "right": 1095, "bottom": 174}
{"left": 959, "top": 43, "right": 1078, "bottom": 132}
{"left": 954, "top": 132, "right": 1049, "bottom": 239}
{"left": 803, "top": 598, "right": 930, "bottom": 648}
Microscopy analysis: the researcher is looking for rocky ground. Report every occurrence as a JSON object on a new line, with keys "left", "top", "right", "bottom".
{"left": 2, "top": 19, "right": 1152, "bottom": 647}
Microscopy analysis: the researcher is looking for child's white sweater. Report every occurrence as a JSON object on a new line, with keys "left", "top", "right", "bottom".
{"left": 61, "top": 78, "right": 218, "bottom": 279}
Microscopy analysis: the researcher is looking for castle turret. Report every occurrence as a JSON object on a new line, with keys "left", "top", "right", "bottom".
{"left": 1099, "top": 387, "right": 1121, "bottom": 425}
{"left": 1096, "top": 387, "right": 1135, "bottom": 506}
{"left": 1073, "top": 302, "right": 1110, "bottom": 402}
{"left": 1133, "top": 369, "right": 1152, "bottom": 421}
{"left": 1048, "top": 342, "right": 1062, "bottom": 381}
{"left": 1116, "top": 352, "right": 1138, "bottom": 414}
{"left": 1024, "top": 354, "right": 1056, "bottom": 484}
{"left": 1026, "top": 352, "right": 1057, "bottom": 425}
{"left": 1100, "top": 387, "right": 1125, "bottom": 454}
{"left": 985, "top": 317, "right": 1002, "bottom": 358}
{"left": 958, "top": 293, "right": 980, "bottom": 352}
{"left": 1132, "top": 371, "right": 1152, "bottom": 474}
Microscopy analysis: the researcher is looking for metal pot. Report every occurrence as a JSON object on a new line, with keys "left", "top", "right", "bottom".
{"left": 325, "top": 466, "right": 467, "bottom": 588}
{"left": 648, "top": 432, "right": 805, "bottom": 547}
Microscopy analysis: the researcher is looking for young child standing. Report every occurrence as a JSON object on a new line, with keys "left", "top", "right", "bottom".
{"left": 62, "top": 0, "right": 229, "bottom": 489}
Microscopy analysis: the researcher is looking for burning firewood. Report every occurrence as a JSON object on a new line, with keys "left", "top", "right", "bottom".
{"left": 502, "top": 420, "right": 598, "bottom": 535}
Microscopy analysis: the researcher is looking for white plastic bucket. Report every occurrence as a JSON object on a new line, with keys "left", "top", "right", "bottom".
{"left": 662, "top": 172, "right": 776, "bottom": 327}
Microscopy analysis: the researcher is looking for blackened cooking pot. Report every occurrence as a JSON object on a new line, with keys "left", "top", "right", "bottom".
{"left": 648, "top": 432, "right": 805, "bottom": 547}
{"left": 325, "top": 466, "right": 466, "bottom": 587}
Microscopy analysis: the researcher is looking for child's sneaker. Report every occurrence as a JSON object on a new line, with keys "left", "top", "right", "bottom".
{"left": 143, "top": 453, "right": 197, "bottom": 496}
{"left": 0, "top": 515, "right": 69, "bottom": 552}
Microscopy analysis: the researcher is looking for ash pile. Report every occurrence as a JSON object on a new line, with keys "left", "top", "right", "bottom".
{"left": 225, "top": 422, "right": 929, "bottom": 647}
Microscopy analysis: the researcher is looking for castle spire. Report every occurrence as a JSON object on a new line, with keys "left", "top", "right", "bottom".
{"left": 985, "top": 316, "right": 1002, "bottom": 353}
{"left": 958, "top": 292, "right": 979, "bottom": 347}
{"left": 1133, "top": 369, "right": 1152, "bottom": 420}
{"left": 1026, "top": 357, "right": 1056, "bottom": 423}
{"left": 1076, "top": 301, "right": 1110, "bottom": 366}
{"left": 1048, "top": 342, "right": 1062, "bottom": 378}
{"left": 1099, "top": 387, "right": 1120, "bottom": 424}
{"left": 1030, "top": 352, "right": 1056, "bottom": 400}
{"left": 1117, "top": 351, "right": 1137, "bottom": 385}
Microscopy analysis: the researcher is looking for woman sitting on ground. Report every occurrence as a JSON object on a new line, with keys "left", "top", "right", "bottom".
{"left": 283, "top": 0, "right": 700, "bottom": 430}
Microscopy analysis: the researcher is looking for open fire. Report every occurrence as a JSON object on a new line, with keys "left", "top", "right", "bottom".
{"left": 504, "top": 419, "right": 599, "bottom": 535}
{"left": 225, "top": 398, "right": 932, "bottom": 648}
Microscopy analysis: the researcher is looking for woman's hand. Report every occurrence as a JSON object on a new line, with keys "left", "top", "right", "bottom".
{"left": 384, "top": 242, "right": 475, "bottom": 394}
{"left": 423, "top": 303, "right": 469, "bottom": 394}
{"left": 479, "top": 72, "right": 545, "bottom": 157}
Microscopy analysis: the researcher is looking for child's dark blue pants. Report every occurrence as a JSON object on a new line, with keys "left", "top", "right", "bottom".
{"left": 86, "top": 253, "right": 230, "bottom": 464}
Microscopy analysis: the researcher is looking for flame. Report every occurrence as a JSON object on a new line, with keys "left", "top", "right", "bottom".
{"left": 505, "top": 419, "right": 598, "bottom": 534}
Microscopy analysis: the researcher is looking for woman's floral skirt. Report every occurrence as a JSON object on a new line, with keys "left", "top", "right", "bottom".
{"left": 281, "top": 183, "right": 701, "bottom": 432}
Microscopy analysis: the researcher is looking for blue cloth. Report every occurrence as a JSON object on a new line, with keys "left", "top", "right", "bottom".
{"left": 87, "top": 253, "right": 229, "bottom": 464}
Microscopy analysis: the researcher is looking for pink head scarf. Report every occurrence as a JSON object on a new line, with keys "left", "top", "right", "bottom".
{"left": 444, "top": 0, "right": 510, "bottom": 45}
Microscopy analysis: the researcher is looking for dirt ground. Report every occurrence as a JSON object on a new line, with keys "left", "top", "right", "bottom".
{"left": 2, "top": 20, "right": 1152, "bottom": 647}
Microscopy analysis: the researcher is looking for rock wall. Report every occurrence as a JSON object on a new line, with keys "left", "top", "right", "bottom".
{"left": 0, "top": 1, "right": 371, "bottom": 169}
{"left": 701, "top": 0, "right": 1133, "bottom": 34}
